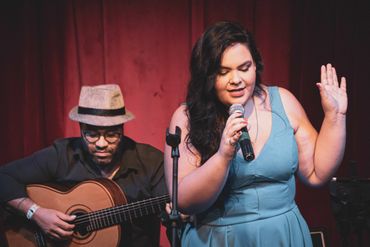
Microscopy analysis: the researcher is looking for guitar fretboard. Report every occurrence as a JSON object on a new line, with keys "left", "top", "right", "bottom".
{"left": 74, "top": 194, "right": 169, "bottom": 233}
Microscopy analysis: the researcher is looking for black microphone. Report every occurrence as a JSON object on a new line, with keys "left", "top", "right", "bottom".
{"left": 229, "top": 104, "right": 255, "bottom": 161}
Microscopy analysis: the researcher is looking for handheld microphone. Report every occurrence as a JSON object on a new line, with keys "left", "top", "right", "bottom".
{"left": 229, "top": 104, "right": 255, "bottom": 161}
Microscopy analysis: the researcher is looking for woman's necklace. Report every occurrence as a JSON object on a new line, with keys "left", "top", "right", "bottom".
{"left": 252, "top": 97, "right": 259, "bottom": 144}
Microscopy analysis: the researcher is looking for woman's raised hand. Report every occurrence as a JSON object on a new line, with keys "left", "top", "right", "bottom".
{"left": 316, "top": 63, "right": 347, "bottom": 117}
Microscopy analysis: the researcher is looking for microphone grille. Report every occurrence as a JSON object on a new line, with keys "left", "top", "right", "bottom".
{"left": 229, "top": 104, "right": 244, "bottom": 115}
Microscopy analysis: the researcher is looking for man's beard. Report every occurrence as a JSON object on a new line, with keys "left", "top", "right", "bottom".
{"left": 81, "top": 137, "right": 123, "bottom": 169}
{"left": 91, "top": 143, "right": 123, "bottom": 167}
{"left": 92, "top": 155, "right": 113, "bottom": 165}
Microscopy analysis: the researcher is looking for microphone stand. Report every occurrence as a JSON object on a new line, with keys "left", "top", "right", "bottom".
{"left": 166, "top": 126, "right": 181, "bottom": 247}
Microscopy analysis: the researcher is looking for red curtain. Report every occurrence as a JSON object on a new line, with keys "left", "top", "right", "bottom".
{"left": 1, "top": 0, "right": 369, "bottom": 246}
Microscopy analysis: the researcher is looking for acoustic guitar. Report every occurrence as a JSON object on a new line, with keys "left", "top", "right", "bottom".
{"left": 0, "top": 178, "right": 169, "bottom": 247}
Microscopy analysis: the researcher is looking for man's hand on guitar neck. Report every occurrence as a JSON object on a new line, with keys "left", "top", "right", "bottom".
{"left": 8, "top": 197, "right": 76, "bottom": 240}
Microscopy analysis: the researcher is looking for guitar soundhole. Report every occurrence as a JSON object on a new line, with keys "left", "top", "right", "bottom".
{"left": 72, "top": 211, "right": 92, "bottom": 239}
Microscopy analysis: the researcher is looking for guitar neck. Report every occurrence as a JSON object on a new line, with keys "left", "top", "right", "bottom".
{"left": 74, "top": 194, "right": 169, "bottom": 233}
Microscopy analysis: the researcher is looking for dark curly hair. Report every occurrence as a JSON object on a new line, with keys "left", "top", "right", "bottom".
{"left": 186, "top": 21, "right": 264, "bottom": 165}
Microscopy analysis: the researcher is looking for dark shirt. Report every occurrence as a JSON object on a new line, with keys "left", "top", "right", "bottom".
{"left": 0, "top": 136, "right": 167, "bottom": 247}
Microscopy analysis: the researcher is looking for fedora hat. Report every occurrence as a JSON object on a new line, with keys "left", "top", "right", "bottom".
{"left": 69, "top": 84, "right": 134, "bottom": 126}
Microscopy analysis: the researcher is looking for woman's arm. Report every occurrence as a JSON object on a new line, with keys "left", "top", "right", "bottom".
{"left": 281, "top": 64, "right": 347, "bottom": 186}
{"left": 164, "top": 105, "right": 247, "bottom": 214}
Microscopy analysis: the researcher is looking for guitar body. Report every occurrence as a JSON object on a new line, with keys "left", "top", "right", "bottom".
{"left": 2, "top": 179, "right": 127, "bottom": 247}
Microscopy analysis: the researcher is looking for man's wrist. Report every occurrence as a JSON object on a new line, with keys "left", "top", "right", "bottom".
{"left": 16, "top": 198, "right": 27, "bottom": 210}
{"left": 26, "top": 203, "right": 40, "bottom": 220}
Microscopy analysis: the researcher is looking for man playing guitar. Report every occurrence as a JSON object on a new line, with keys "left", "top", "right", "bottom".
{"left": 0, "top": 84, "right": 168, "bottom": 247}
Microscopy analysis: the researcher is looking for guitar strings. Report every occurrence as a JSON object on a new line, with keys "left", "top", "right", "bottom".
{"left": 73, "top": 198, "right": 169, "bottom": 231}
{"left": 73, "top": 196, "right": 169, "bottom": 229}
{"left": 72, "top": 195, "right": 170, "bottom": 228}
{"left": 73, "top": 195, "right": 169, "bottom": 223}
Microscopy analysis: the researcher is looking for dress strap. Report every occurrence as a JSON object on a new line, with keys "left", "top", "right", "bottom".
{"left": 268, "top": 86, "right": 291, "bottom": 126}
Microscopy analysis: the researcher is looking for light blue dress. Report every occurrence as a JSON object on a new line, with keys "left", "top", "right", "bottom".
{"left": 181, "top": 87, "right": 313, "bottom": 247}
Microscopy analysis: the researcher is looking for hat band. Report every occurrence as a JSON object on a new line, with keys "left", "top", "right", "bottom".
{"left": 78, "top": 106, "right": 126, "bottom": 116}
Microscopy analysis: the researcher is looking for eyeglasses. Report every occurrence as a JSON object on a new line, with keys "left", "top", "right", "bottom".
{"left": 82, "top": 130, "right": 122, "bottom": 144}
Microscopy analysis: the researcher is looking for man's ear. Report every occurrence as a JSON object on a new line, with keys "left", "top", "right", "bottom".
{"left": 79, "top": 123, "right": 86, "bottom": 137}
